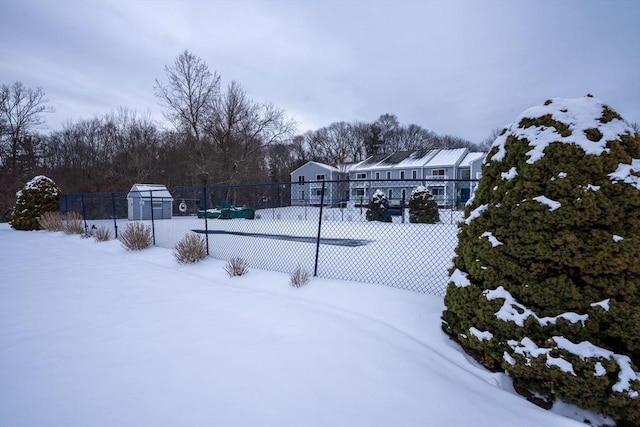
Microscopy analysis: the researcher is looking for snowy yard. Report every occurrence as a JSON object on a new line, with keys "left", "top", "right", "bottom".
{"left": 0, "top": 223, "right": 588, "bottom": 426}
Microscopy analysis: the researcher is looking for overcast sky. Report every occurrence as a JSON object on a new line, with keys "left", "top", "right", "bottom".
{"left": 1, "top": 0, "right": 639, "bottom": 143}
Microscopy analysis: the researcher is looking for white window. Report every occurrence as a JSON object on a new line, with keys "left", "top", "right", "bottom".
{"left": 356, "top": 173, "right": 367, "bottom": 180}
{"left": 431, "top": 169, "right": 446, "bottom": 178}
{"left": 352, "top": 188, "right": 365, "bottom": 197}
{"left": 375, "top": 172, "right": 380, "bottom": 180}
{"left": 314, "top": 189, "right": 323, "bottom": 196}
{"left": 412, "top": 170, "right": 418, "bottom": 179}
{"left": 460, "top": 169, "right": 470, "bottom": 179}
{"left": 431, "top": 187, "right": 444, "bottom": 196}
{"left": 316, "top": 174, "right": 325, "bottom": 180}
{"left": 298, "top": 190, "right": 305, "bottom": 200}
{"left": 430, "top": 187, "right": 445, "bottom": 203}
{"left": 400, "top": 171, "right": 405, "bottom": 179}
{"left": 298, "top": 176, "right": 305, "bottom": 185}
{"left": 386, "top": 171, "right": 392, "bottom": 180}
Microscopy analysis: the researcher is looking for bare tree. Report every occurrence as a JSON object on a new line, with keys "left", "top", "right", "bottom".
{"left": 154, "top": 50, "right": 220, "bottom": 142}
{"left": 206, "top": 81, "right": 295, "bottom": 189}
{"left": 0, "top": 82, "right": 54, "bottom": 177}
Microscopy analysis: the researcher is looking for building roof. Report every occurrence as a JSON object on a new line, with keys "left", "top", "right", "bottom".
{"left": 377, "top": 151, "right": 414, "bottom": 166}
{"left": 291, "top": 149, "right": 488, "bottom": 176}
{"left": 424, "top": 148, "right": 469, "bottom": 168}
{"left": 460, "top": 151, "right": 486, "bottom": 167}
{"left": 290, "top": 161, "right": 340, "bottom": 175}
{"left": 128, "top": 184, "right": 173, "bottom": 199}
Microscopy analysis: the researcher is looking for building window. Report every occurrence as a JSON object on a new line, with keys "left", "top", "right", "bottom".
{"left": 388, "top": 189, "right": 393, "bottom": 200}
{"left": 298, "top": 176, "right": 305, "bottom": 185}
{"left": 314, "top": 189, "right": 323, "bottom": 196}
{"left": 298, "top": 190, "right": 305, "bottom": 200}
{"left": 431, "top": 169, "right": 446, "bottom": 178}
{"left": 401, "top": 189, "right": 406, "bottom": 201}
{"left": 460, "top": 169, "right": 470, "bottom": 179}
{"left": 430, "top": 187, "right": 445, "bottom": 203}
{"left": 152, "top": 201, "right": 162, "bottom": 209}
{"left": 400, "top": 171, "right": 405, "bottom": 179}
{"left": 375, "top": 172, "right": 380, "bottom": 180}
{"left": 356, "top": 173, "right": 367, "bottom": 180}
{"left": 352, "top": 188, "right": 365, "bottom": 197}
{"left": 386, "top": 171, "right": 392, "bottom": 180}
{"left": 412, "top": 170, "right": 417, "bottom": 179}
{"left": 316, "top": 174, "right": 325, "bottom": 180}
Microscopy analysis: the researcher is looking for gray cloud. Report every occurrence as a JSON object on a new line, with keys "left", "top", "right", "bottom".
{"left": 1, "top": 0, "right": 638, "bottom": 142}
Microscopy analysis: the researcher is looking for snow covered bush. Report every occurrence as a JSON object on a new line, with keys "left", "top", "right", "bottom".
{"left": 119, "top": 222, "right": 153, "bottom": 250}
{"left": 173, "top": 233, "right": 208, "bottom": 264}
{"left": 224, "top": 257, "right": 249, "bottom": 277}
{"left": 10, "top": 175, "right": 61, "bottom": 231}
{"left": 408, "top": 186, "right": 439, "bottom": 223}
{"left": 366, "top": 189, "right": 391, "bottom": 222}
{"left": 441, "top": 96, "right": 640, "bottom": 426}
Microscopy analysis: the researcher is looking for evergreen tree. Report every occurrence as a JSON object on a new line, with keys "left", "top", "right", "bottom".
{"left": 366, "top": 189, "right": 391, "bottom": 222}
{"left": 442, "top": 96, "right": 640, "bottom": 426}
{"left": 10, "top": 175, "right": 61, "bottom": 231}
{"left": 408, "top": 186, "right": 439, "bottom": 223}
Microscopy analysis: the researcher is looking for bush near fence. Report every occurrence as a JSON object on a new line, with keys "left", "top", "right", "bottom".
{"left": 59, "top": 179, "right": 476, "bottom": 295}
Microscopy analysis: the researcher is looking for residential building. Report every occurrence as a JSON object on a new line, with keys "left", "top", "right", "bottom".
{"left": 290, "top": 149, "right": 486, "bottom": 207}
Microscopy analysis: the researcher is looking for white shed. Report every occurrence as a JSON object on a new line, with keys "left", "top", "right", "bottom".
{"left": 127, "top": 184, "right": 173, "bottom": 221}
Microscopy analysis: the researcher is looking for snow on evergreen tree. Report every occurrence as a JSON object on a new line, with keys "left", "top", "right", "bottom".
{"left": 408, "top": 186, "right": 439, "bottom": 223}
{"left": 10, "top": 175, "right": 61, "bottom": 231}
{"left": 366, "top": 189, "right": 391, "bottom": 222}
{"left": 442, "top": 96, "right": 640, "bottom": 426}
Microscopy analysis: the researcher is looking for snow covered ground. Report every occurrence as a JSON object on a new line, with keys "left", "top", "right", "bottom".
{"left": 0, "top": 223, "right": 588, "bottom": 426}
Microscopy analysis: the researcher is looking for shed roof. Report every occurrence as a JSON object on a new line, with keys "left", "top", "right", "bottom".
{"left": 128, "top": 184, "right": 173, "bottom": 199}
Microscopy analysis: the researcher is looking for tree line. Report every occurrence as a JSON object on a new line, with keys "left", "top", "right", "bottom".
{"left": 1, "top": 50, "right": 492, "bottom": 220}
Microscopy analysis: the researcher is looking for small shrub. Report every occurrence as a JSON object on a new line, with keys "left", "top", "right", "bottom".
{"left": 62, "top": 212, "right": 84, "bottom": 235}
{"left": 94, "top": 226, "right": 112, "bottom": 242}
{"left": 366, "top": 189, "right": 391, "bottom": 222}
{"left": 408, "top": 186, "right": 440, "bottom": 224}
{"left": 38, "top": 211, "right": 64, "bottom": 231}
{"left": 173, "top": 233, "right": 208, "bottom": 264}
{"left": 119, "top": 222, "right": 152, "bottom": 250}
{"left": 290, "top": 266, "right": 310, "bottom": 288}
{"left": 224, "top": 257, "right": 249, "bottom": 277}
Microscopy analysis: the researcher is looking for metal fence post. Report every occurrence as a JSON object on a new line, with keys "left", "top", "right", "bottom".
{"left": 150, "top": 191, "right": 156, "bottom": 246}
{"left": 314, "top": 180, "right": 326, "bottom": 277}
{"left": 203, "top": 186, "right": 209, "bottom": 255}
{"left": 81, "top": 193, "right": 88, "bottom": 233}
{"left": 111, "top": 192, "right": 118, "bottom": 239}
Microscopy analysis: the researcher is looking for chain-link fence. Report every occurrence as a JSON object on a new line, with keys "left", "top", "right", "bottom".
{"left": 60, "top": 179, "right": 476, "bottom": 296}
